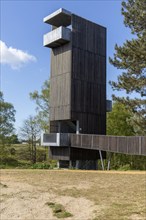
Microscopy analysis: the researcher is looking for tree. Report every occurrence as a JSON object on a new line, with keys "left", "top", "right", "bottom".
{"left": 30, "top": 80, "right": 50, "bottom": 132}
{"left": 0, "top": 91, "right": 16, "bottom": 143}
{"left": 109, "top": 0, "right": 146, "bottom": 135}
{"left": 20, "top": 115, "right": 41, "bottom": 163}
{"left": 8, "top": 134, "right": 20, "bottom": 144}
{"left": 107, "top": 101, "right": 134, "bottom": 136}
{"left": 107, "top": 101, "right": 145, "bottom": 170}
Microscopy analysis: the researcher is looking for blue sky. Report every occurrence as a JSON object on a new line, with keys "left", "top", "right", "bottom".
{"left": 1, "top": 0, "right": 132, "bottom": 132}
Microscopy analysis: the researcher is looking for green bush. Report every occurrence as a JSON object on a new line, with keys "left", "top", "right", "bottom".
{"left": 31, "top": 160, "right": 57, "bottom": 169}
{"left": 31, "top": 162, "right": 50, "bottom": 169}
{"left": 118, "top": 164, "right": 131, "bottom": 171}
{"left": 10, "top": 147, "right": 16, "bottom": 155}
{"left": 49, "top": 160, "right": 57, "bottom": 169}
{"left": 1, "top": 156, "right": 18, "bottom": 166}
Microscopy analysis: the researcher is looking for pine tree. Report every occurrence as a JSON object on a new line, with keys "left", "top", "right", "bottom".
{"left": 109, "top": 0, "right": 146, "bottom": 135}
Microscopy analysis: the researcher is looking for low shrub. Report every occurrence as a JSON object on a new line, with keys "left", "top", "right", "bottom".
{"left": 31, "top": 162, "right": 50, "bottom": 169}
{"left": 118, "top": 164, "right": 131, "bottom": 171}
{"left": 46, "top": 202, "right": 73, "bottom": 218}
{"left": 1, "top": 156, "right": 19, "bottom": 166}
{"left": 10, "top": 148, "right": 16, "bottom": 155}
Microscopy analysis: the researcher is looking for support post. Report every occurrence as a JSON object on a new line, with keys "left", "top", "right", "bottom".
{"left": 76, "top": 120, "right": 79, "bottom": 134}
{"left": 57, "top": 161, "right": 60, "bottom": 169}
{"left": 75, "top": 160, "right": 79, "bottom": 169}
{"left": 69, "top": 160, "right": 72, "bottom": 169}
{"left": 58, "top": 121, "right": 61, "bottom": 133}
{"left": 107, "top": 153, "right": 112, "bottom": 170}
{"left": 99, "top": 150, "right": 104, "bottom": 170}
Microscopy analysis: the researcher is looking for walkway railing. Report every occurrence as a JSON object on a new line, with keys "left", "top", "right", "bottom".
{"left": 71, "top": 134, "right": 146, "bottom": 156}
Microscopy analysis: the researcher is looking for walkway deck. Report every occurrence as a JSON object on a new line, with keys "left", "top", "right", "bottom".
{"left": 71, "top": 134, "right": 146, "bottom": 156}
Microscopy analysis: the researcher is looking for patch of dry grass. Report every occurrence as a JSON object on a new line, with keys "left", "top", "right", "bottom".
{"left": 46, "top": 202, "right": 73, "bottom": 218}
{"left": 0, "top": 182, "right": 8, "bottom": 188}
{"left": 1, "top": 169, "right": 146, "bottom": 220}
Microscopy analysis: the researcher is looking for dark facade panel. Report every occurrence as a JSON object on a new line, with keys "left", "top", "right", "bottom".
{"left": 70, "top": 147, "right": 106, "bottom": 160}
{"left": 49, "top": 146, "right": 69, "bottom": 160}
{"left": 71, "top": 14, "right": 106, "bottom": 54}
{"left": 50, "top": 43, "right": 72, "bottom": 121}
{"left": 50, "top": 144, "right": 105, "bottom": 161}
{"left": 50, "top": 43, "right": 72, "bottom": 77}
{"left": 71, "top": 14, "right": 106, "bottom": 135}
{"left": 50, "top": 121, "right": 76, "bottom": 133}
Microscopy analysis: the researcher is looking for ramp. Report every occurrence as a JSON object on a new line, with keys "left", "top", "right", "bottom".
{"left": 71, "top": 134, "right": 146, "bottom": 156}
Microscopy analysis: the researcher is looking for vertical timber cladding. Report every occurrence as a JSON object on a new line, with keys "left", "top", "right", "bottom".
{"left": 71, "top": 14, "right": 106, "bottom": 134}
{"left": 50, "top": 42, "right": 72, "bottom": 122}
{"left": 49, "top": 42, "right": 73, "bottom": 159}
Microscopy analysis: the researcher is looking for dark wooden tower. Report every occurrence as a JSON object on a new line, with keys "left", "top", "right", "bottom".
{"left": 43, "top": 8, "right": 107, "bottom": 167}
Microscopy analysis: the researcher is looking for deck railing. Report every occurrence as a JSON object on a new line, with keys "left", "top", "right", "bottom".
{"left": 71, "top": 134, "right": 146, "bottom": 156}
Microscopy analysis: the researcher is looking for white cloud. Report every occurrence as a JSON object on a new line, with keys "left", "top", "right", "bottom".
{"left": 0, "top": 40, "right": 37, "bottom": 69}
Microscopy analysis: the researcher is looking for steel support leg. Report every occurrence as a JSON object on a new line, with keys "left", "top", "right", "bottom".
{"left": 69, "top": 160, "right": 72, "bottom": 169}
{"left": 76, "top": 120, "right": 80, "bottom": 134}
{"left": 99, "top": 150, "right": 104, "bottom": 170}
{"left": 75, "top": 160, "right": 79, "bottom": 169}
{"left": 107, "top": 153, "right": 112, "bottom": 170}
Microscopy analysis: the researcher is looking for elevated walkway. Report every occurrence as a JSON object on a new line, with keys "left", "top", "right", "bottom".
{"left": 42, "top": 133, "right": 146, "bottom": 156}
{"left": 71, "top": 134, "right": 146, "bottom": 156}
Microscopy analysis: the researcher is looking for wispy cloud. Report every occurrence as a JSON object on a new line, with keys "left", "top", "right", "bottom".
{"left": 0, "top": 40, "right": 37, "bottom": 69}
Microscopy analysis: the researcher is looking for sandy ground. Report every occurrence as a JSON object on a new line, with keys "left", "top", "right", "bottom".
{"left": 0, "top": 170, "right": 146, "bottom": 220}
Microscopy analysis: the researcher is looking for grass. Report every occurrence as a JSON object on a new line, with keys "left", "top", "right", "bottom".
{"left": 0, "top": 143, "right": 57, "bottom": 169}
{"left": 46, "top": 202, "right": 73, "bottom": 218}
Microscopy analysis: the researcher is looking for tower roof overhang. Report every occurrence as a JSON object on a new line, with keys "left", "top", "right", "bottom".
{"left": 43, "top": 8, "right": 71, "bottom": 27}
